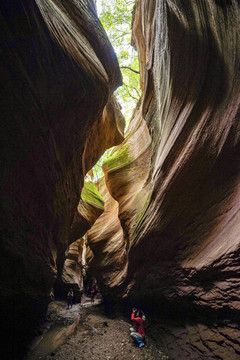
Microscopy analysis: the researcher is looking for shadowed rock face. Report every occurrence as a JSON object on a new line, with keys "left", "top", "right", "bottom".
{"left": 1, "top": 0, "right": 240, "bottom": 359}
{"left": 133, "top": 1, "right": 240, "bottom": 359}
{"left": 132, "top": 0, "right": 240, "bottom": 280}
{"left": 0, "top": 0, "right": 122, "bottom": 358}
{"left": 54, "top": 180, "right": 105, "bottom": 300}
{"left": 128, "top": 0, "right": 240, "bottom": 300}
{"left": 86, "top": 0, "right": 240, "bottom": 359}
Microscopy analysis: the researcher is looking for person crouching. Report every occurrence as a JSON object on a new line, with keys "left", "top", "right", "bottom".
{"left": 130, "top": 308, "right": 145, "bottom": 348}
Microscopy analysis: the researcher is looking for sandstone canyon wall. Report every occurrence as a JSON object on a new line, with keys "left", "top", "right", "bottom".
{"left": 86, "top": 1, "right": 240, "bottom": 359}
{"left": 127, "top": 0, "right": 240, "bottom": 308}
{"left": 1, "top": 1, "right": 240, "bottom": 360}
{"left": 0, "top": 1, "right": 123, "bottom": 358}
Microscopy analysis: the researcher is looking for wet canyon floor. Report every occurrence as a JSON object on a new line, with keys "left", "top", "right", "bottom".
{"left": 26, "top": 295, "right": 170, "bottom": 360}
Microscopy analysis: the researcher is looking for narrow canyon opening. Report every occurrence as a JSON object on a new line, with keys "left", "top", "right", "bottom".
{"left": 0, "top": 1, "right": 240, "bottom": 360}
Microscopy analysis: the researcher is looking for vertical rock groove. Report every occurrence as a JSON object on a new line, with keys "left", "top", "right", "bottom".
{"left": 0, "top": 1, "right": 240, "bottom": 359}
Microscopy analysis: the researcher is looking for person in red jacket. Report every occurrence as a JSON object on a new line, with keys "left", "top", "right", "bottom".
{"left": 130, "top": 308, "right": 145, "bottom": 348}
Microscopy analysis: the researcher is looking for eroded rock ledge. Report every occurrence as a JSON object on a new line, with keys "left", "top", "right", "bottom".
{"left": 86, "top": 0, "right": 240, "bottom": 359}
{"left": 1, "top": 1, "right": 240, "bottom": 360}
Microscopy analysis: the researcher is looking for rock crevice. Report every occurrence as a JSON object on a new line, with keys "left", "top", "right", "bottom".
{"left": 1, "top": 1, "right": 240, "bottom": 359}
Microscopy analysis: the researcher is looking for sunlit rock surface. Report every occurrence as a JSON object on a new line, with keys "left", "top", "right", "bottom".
{"left": 129, "top": 0, "right": 240, "bottom": 301}
{"left": 130, "top": 0, "right": 240, "bottom": 358}
{"left": 1, "top": 0, "right": 240, "bottom": 359}
{"left": 0, "top": 0, "right": 122, "bottom": 358}
{"left": 80, "top": 99, "right": 152, "bottom": 296}
{"left": 103, "top": 101, "right": 152, "bottom": 250}
{"left": 56, "top": 180, "right": 104, "bottom": 299}
{"left": 61, "top": 238, "right": 84, "bottom": 301}
{"left": 85, "top": 177, "right": 127, "bottom": 289}
{"left": 89, "top": 0, "right": 240, "bottom": 359}
{"left": 70, "top": 180, "right": 104, "bottom": 244}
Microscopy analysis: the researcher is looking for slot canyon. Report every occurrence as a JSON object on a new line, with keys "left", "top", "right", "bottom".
{"left": 0, "top": 0, "right": 240, "bottom": 359}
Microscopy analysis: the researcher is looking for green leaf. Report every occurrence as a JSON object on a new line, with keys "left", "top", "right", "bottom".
{"left": 97, "top": 0, "right": 141, "bottom": 127}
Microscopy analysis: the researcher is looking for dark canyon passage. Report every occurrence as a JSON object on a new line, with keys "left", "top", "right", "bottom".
{"left": 0, "top": 1, "right": 240, "bottom": 359}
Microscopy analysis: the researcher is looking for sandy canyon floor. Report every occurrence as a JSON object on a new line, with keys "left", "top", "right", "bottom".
{"left": 26, "top": 295, "right": 170, "bottom": 360}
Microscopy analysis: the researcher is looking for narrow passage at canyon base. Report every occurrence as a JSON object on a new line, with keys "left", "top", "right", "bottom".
{"left": 0, "top": 1, "right": 240, "bottom": 360}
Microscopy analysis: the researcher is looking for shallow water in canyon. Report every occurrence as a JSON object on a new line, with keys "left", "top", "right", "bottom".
{"left": 26, "top": 296, "right": 169, "bottom": 360}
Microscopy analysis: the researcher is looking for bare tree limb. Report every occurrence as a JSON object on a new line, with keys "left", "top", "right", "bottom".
{"left": 123, "top": 83, "right": 139, "bottom": 101}
{"left": 113, "top": 32, "right": 128, "bottom": 41}
{"left": 121, "top": 66, "right": 140, "bottom": 74}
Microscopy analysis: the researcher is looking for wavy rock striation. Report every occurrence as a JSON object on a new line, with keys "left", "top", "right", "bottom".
{"left": 85, "top": 177, "right": 127, "bottom": 290}
{"left": 91, "top": 0, "right": 240, "bottom": 359}
{"left": 70, "top": 180, "right": 105, "bottom": 244}
{"left": 55, "top": 180, "right": 105, "bottom": 300}
{"left": 0, "top": 0, "right": 122, "bottom": 358}
{"left": 61, "top": 238, "right": 84, "bottom": 301}
{"left": 129, "top": 0, "right": 240, "bottom": 303}
{"left": 1, "top": 1, "right": 240, "bottom": 359}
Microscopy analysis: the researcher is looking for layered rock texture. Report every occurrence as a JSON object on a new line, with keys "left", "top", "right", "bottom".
{"left": 87, "top": 0, "right": 240, "bottom": 359}
{"left": 0, "top": 0, "right": 123, "bottom": 358}
{"left": 127, "top": 0, "right": 240, "bottom": 291}
{"left": 1, "top": 0, "right": 240, "bottom": 360}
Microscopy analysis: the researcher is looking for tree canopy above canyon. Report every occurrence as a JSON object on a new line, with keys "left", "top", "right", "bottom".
{"left": 0, "top": 1, "right": 240, "bottom": 360}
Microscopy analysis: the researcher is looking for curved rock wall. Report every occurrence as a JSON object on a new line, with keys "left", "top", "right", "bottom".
{"left": 128, "top": 0, "right": 240, "bottom": 311}
{"left": 70, "top": 180, "right": 104, "bottom": 244}
{"left": 92, "top": 0, "right": 240, "bottom": 359}
{"left": 1, "top": 0, "right": 240, "bottom": 359}
{"left": 0, "top": 0, "right": 122, "bottom": 358}
{"left": 86, "top": 177, "right": 127, "bottom": 289}
{"left": 55, "top": 180, "right": 104, "bottom": 300}
{"left": 61, "top": 238, "right": 84, "bottom": 302}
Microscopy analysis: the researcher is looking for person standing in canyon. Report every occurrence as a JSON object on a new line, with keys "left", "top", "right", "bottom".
{"left": 90, "top": 287, "right": 96, "bottom": 304}
{"left": 67, "top": 288, "right": 74, "bottom": 309}
{"left": 130, "top": 308, "right": 146, "bottom": 348}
